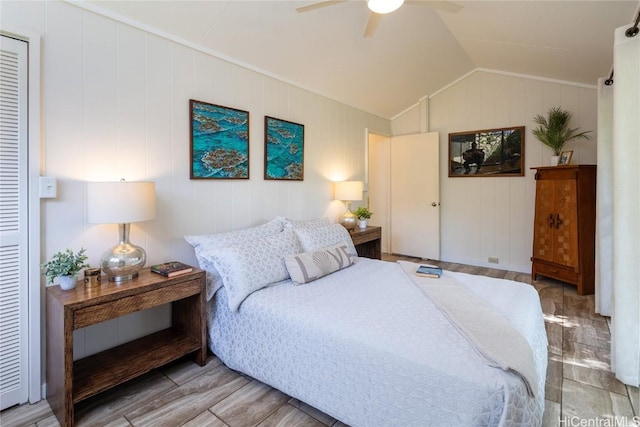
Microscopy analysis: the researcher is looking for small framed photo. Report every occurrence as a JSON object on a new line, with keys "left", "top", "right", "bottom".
{"left": 559, "top": 150, "right": 573, "bottom": 165}
{"left": 264, "top": 116, "right": 304, "bottom": 181}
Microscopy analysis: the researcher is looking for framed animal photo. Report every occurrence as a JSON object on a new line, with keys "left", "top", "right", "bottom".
{"left": 448, "top": 126, "right": 525, "bottom": 177}
{"left": 559, "top": 150, "right": 573, "bottom": 165}
{"left": 190, "top": 99, "right": 249, "bottom": 179}
{"left": 264, "top": 116, "right": 304, "bottom": 181}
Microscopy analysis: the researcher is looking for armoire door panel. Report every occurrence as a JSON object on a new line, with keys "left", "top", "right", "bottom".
{"left": 554, "top": 179, "right": 579, "bottom": 268}
{"left": 533, "top": 179, "right": 555, "bottom": 262}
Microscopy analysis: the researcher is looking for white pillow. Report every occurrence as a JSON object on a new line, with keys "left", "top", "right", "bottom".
{"left": 285, "top": 244, "right": 355, "bottom": 284}
{"left": 185, "top": 217, "right": 284, "bottom": 249}
{"left": 204, "top": 229, "right": 301, "bottom": 311}
{"left": 294, "top": 223, "right": 358, "bottom": 258}
{"left": 284, "top": 217, "right": 331, "bottom": 229}
{"left": 184, "top": 217, "right": 285, "bottom": 300}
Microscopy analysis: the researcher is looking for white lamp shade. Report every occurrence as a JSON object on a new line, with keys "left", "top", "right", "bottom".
{"left": 367, "top": 0, "right": 404, "bottom": 14}
{"left": 334, "top": 181, "right": 363, "bottom": 201}
{"left": 87, "top": 181, "right": 156, "bottom": 224}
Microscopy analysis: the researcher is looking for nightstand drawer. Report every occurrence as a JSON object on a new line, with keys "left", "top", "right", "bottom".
{"left": 349, "top": 226, "right": 382, "bottom": 259}
{"left": 350, "top": 227, "right": 381, "bottom": 246}
{"left": 74, "top": 279, "right": 201, "bottom": 329}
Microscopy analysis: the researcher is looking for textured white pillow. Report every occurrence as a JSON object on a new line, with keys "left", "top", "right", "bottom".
{"left": 185, "top": 217, "right": 284, "bottom": 249}
{"left": 284, "top": 217, "right": 331, "bottom": 229}
{"left": 184, "top": 217, "right": 285, "bottom": 300}
{"left": 294, "top": 223, "right": 358, "bottom": 258}
{"left": 285, "top": 244, "right": 355, "bottom": 284}
{"left": 205, "top": 229, "right": 301, "bottom": 311}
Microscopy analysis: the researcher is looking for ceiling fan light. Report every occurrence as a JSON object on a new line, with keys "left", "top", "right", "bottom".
{"left": 367, "top": 0, "right": 405, "bottom": 14}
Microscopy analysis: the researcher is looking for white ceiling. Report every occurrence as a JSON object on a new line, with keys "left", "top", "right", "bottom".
{"left": 85, "top": 0, "right": 639, "bottom": 119}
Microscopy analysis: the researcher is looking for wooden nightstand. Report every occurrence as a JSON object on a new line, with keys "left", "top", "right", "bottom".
{"left": 46, "top": 267, "right": 206, "bottom": 427}
{"left": 350, "top": 225, "right": 382, "bottom": 259}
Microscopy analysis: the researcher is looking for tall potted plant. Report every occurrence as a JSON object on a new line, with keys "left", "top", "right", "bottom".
{"left": 532, "top": 106, "right": 591, "bottom": 165}
{"left": 42, "top": 248, "right": 90, "bottom": 290}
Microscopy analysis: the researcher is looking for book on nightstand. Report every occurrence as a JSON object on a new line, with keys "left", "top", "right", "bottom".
{"left": 415, "top": 264, "right": 442, "bottom": 279}
{"left": 150, "top": 261, "right": 193, "bottom": 277}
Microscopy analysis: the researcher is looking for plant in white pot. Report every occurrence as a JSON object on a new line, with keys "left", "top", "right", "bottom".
{"left": 42, "top": 248, "right": 90, "bottom": 290}
{"left": 355, "top": 207, "right": 373, "bottom": 229}
{"left": 532, "top": 106, "right": 591, "bottom": 166}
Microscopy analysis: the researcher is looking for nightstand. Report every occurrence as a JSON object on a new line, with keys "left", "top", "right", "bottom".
{"left": 46, "top": 267, "right": 206, "bottom": 427}
{"left": 350, "top": 225, "right": 382, "bottom": 259}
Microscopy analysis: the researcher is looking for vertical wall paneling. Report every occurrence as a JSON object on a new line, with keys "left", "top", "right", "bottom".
{"left": 146, "top": 35, "right": 173, "bottom": 265}
{"left": 395, "top": 69, "right": 597, "bottom": 272}
{"left": 3, "top": 1, "right": 390, "bottom": 364}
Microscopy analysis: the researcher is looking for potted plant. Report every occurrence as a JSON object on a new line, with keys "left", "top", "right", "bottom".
{"left": 532, "top": 106, "right": 591, "bottom": 166}
{"left": 354, "top": 207, "right": 373, "bottom": 229}
{"left": 42, "top": 248, "right": 90, "bottom": 290}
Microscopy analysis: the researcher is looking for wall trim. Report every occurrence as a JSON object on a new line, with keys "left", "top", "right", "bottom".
{"left": 429, "top": 67, "right": 597, "bottom": 99}
{"left": 393, "top": 67, "right": 598, "bottom": 121}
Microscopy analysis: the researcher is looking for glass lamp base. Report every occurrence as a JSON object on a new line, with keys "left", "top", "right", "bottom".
{"left": 101, "top": 241, "right": 146, "bottom": 282}
{"left": 339, "top": 210, "right": 357, "bottom": 231}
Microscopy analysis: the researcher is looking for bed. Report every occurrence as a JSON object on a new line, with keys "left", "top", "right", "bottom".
{"left": 185, "top": 218, "right": 547, "bottom": 427}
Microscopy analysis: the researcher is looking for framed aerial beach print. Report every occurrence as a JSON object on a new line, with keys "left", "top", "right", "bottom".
{"left": 264, "top": 116, "right": 304, "bottom": 181}
{"left": 190, "top": 99, "right": 249, "bottom": 179}
{"left": 448, "top": 126, "right": 525, "bottom": 177}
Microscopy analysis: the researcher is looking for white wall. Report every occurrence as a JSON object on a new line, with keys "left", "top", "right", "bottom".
{"left": 393, "top": 69, "right": 598, "bottom": 272}
{"left": 3, "top": 0, "right": 389, "bottom": 364}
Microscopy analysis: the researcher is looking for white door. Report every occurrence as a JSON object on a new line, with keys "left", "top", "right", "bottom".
{"left": 0, "top": 35, "right": 29, "bottom": 409}
{"left": 390, "top": 132, "right": 440, "bottom": 259}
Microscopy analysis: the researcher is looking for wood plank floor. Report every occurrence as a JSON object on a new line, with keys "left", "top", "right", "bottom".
{"left": 2, "top": 255, "right": 638, "bottom": 427}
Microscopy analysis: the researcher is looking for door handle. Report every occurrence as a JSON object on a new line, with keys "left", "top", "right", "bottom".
{"left": 431, "top": 202, "right": 440, "bottom": 207}
{"left": 555, "top": 214, "right": 563, "bottom": 229}
{"left": 547, "top": 214, "right": 555, "bottom": 228}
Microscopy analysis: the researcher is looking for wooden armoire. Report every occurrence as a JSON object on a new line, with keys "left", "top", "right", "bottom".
{"left": 531, "top": 165, "right": 596, "bottom": 295}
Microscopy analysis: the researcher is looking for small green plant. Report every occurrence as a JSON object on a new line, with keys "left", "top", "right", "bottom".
{"left": 354, "top": 207, "right": 373, "bottom": 220}
{"left": 532, "top": 106, "right": 591, "bottom": 155}
{"left": 42, "top": 248, "right": 90, "bottom": 284}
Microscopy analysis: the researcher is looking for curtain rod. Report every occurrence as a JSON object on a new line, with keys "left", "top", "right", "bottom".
{"left": 604, "top": 9, "right": 639, "bottom": 86}
{"left": 626, "top": 9, "right": 640, "bottom": 38}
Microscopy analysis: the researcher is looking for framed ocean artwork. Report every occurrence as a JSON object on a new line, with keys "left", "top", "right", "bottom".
{"left": 264, "top": 116, "right": 304, "bottom": 181}
{"left": 190, "top": 99, "right": 249, "bottom": 179}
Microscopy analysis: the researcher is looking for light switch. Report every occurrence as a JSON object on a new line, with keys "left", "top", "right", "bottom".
{"left": 39, "top": 176, "right": 57, "bottom": 198}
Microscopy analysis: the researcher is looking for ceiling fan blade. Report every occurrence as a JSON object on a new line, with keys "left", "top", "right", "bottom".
{"left": 410, "top": 0, "right": 463, "bottom": 13}
{"left": 364, "top": 12, "right": 382, "bottom": 38}
{"left": 296, "top": 0, "right": 348, "bottom": 13}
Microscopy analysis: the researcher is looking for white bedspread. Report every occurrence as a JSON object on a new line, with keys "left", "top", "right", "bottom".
{"left": 208, "top": 258, "right": 547, "bottom": 427}
{"left": 398, "top": 260, "right": 538, "bottom": 398}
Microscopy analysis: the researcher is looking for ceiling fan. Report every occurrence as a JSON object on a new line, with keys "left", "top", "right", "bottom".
{"left": 296, "top": 0, "right": 463, "bottom": 37}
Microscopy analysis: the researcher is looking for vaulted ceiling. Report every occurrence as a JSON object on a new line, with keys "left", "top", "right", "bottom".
{"left": 85, "top": 0, "right": 639, "bottom": 119}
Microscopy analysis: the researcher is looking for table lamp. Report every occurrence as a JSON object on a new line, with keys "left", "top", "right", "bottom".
{"left": 87, "top": 180, "right": 156, "bottom": 282}
{"left": 334, "top": 180, "right": 363, "bottom": 231}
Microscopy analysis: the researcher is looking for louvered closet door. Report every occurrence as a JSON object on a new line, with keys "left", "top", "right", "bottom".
{"left": 0, "top": 35, "right": 29, "bottom": 410}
